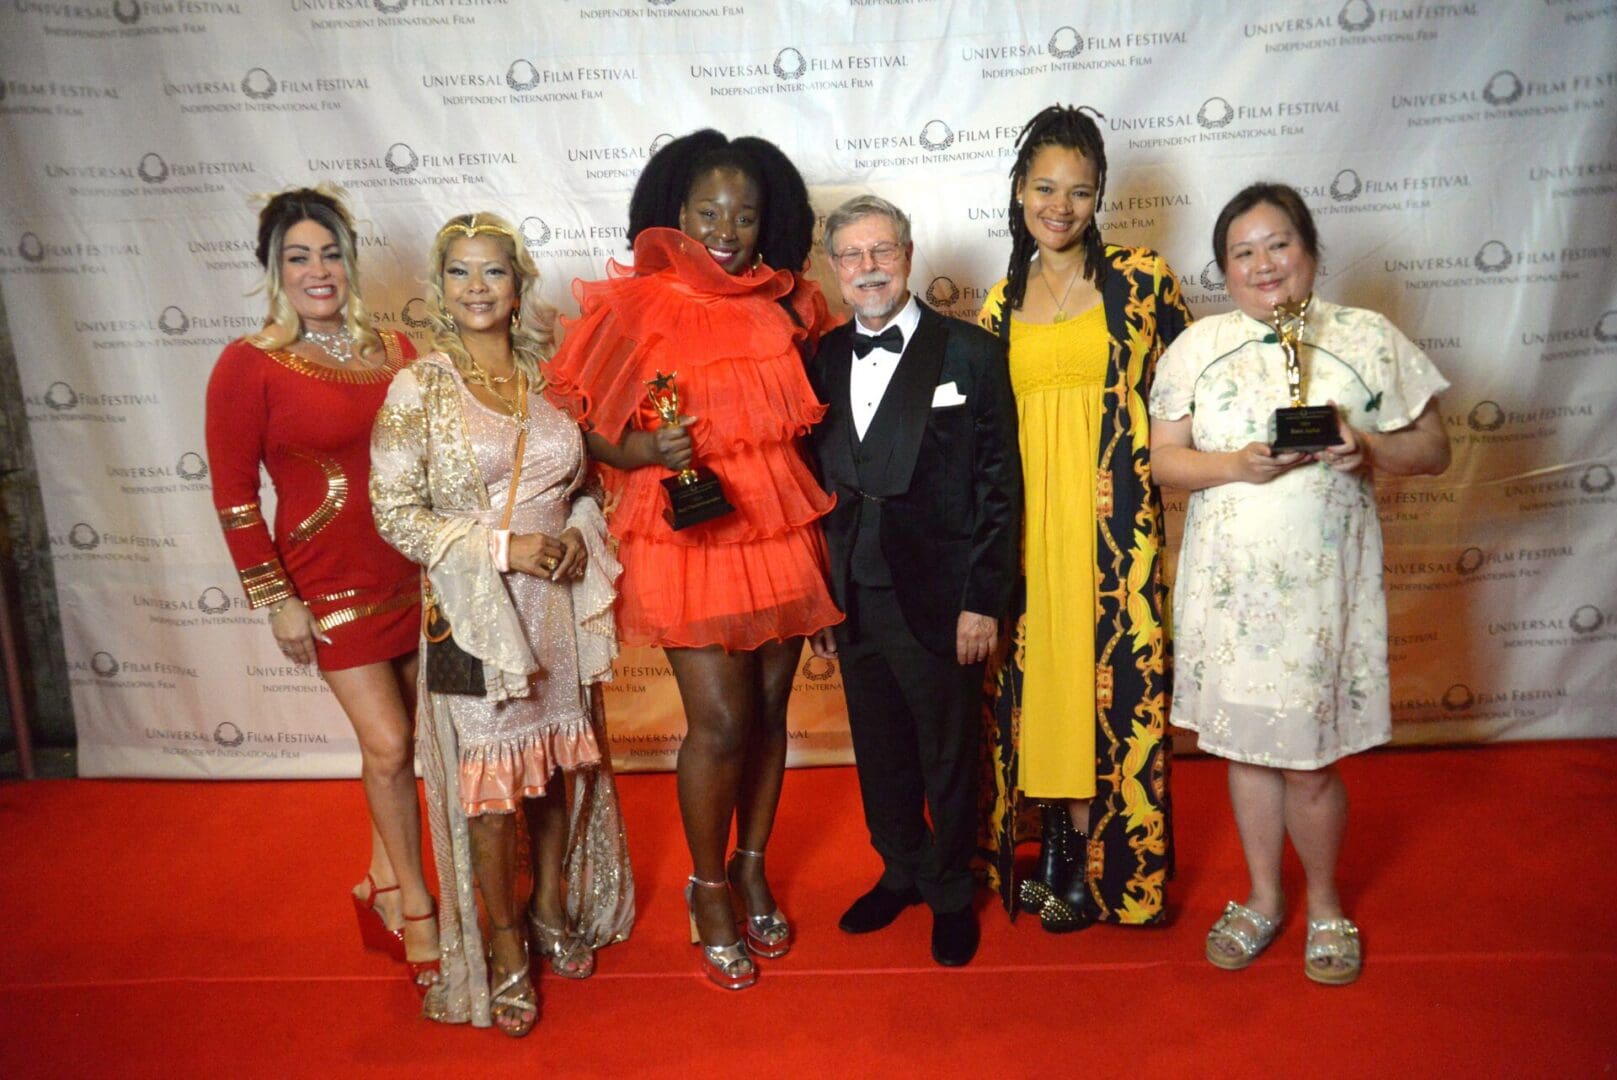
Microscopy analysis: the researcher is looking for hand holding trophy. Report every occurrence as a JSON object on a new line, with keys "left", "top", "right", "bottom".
{"left": 646, "top": 370, "right": 736, "bottom": 530}
{"left": 1267, "top": 296, "right": 1343, "bottom": 454}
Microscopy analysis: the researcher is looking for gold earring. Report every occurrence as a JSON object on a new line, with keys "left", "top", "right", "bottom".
{"left": 510, "top": 309, "right": 521, "bottom": 330}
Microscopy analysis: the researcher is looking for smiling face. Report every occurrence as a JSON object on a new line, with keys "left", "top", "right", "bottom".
{"left": 441, "top": 234, "right": 518, "bottom": 336}
{"left": 279, "top": 218, "right": 349, "bottom": 331}
{"left": 829, "top": 213, "right": 912, "bottom": 330}
{"left": 1222, "top": 201, "right": 1318, "bottom": 322}
{"left": 678, "top": 166, "right": 761, "bottom": 275}
{"left": 1015, "top": 144, "right": 1099, "bottom": 255}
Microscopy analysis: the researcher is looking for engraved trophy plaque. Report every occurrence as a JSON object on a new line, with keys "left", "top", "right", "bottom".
{"left": 1266, "top": 296, "right": 1342, "bottom": 454}
{"left": 645, "top": 370, "right": 735, "bottom": 530}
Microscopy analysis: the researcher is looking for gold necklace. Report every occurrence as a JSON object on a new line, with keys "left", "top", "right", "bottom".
{"left": 1040, "top": 262, "right": 1083, "bottom": 323}
{"left": 466, "top": 353, "right": 516, "bottom": 387}
{"left": 484, "top": 369, "right": 527, "bottom": 420}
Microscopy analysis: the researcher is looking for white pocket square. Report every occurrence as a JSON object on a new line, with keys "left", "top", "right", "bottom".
{"left": 932, "top": 381, "right": 967, "bottom": 407}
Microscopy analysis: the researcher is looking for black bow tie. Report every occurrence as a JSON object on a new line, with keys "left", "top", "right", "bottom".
{"left": 852, "top": 325, "right": 903, "bottom": 358}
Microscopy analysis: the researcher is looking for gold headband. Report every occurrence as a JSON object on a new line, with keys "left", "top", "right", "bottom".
{"left": 437, "top": 219, "right": 519, "bottom": 244}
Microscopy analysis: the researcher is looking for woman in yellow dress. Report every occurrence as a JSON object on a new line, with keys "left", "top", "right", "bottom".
{"left": 978, "top": 105, "right": 1189, "bottom": 932}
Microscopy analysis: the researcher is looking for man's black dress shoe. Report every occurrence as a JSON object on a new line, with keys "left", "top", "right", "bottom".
{"left": 838, "top": 883, "right": 922, "bottom": 934}
{"left": 931, "top": 906, "right": 979, "bottom": 967}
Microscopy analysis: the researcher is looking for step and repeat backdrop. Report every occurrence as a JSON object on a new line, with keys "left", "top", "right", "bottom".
{"left": 1, "top": 1, "right": 1613, "bottom": 777}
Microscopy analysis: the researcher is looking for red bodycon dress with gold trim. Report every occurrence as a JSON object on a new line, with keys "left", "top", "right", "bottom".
{"left": 546, "top": 227, "right": 842, "bottom": 650}
{"left": 205, "top": 331, "right": 420, "bottom": 671}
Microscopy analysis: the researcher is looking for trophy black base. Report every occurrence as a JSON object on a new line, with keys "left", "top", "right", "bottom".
{"left": 662, "top": 469, "right": 735, "bottom": 530}
{"left": 1269, "top": 405, "right": 1343, "bottom": 454}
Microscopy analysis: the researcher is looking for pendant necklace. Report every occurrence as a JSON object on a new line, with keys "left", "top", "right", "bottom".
{"left": 469, "top": 359, "right": 525, "bottom": 419}
{"left": 301, "top": 325, "right": 354, "bottom": 365}
{"left": 1040, "top": 263, "right": 1082, "bottom": 323}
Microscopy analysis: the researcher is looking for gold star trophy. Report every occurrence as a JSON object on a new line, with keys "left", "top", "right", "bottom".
{"left": 645, "top": 371, "right": 735, "bottom": 530}
{"left": 1266, "top": 296, "right": 1343, "bottom": 453}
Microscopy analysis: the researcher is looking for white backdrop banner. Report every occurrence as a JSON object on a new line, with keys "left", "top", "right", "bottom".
{"left": 2, "top": 1, "right": 1613, "bottom": 777}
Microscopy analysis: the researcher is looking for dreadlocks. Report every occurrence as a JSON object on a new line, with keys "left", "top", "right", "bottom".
{"left": 1002, "top": 105, "right": 1109, "bottom": 312}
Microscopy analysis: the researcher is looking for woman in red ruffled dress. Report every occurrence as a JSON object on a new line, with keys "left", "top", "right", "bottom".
{"left": 205, "top": 187, "right": 437, "bottom": 994}
{"left": 546, "top": 130, "right": 841, "bottom": 990}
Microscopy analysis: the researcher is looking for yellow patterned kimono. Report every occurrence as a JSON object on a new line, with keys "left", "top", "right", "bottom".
{"left": 977, "top": 246, "right": 1189, "bottom": 924}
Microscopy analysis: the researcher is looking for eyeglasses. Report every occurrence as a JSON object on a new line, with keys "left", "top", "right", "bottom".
{"left": 830, "top": 244, "right": 904, "bottom": 270}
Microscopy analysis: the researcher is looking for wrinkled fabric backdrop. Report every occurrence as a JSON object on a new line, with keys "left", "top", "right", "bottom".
{"left": 1, "top": 0, "right": 1612, "bottom": 777}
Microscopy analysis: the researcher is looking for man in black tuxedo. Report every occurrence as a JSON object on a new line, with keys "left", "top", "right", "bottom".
{"left": 807, "top": 195, "right": 1020, "bottom": 967}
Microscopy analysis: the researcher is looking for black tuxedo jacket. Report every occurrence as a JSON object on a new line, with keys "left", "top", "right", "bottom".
{"left": 809, "top": 301, "right": 1021, "bottom": 657}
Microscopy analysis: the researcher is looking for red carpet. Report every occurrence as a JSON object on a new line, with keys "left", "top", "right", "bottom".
{"left": 2, "top": 741, "right": 1613, "bottom": 1077}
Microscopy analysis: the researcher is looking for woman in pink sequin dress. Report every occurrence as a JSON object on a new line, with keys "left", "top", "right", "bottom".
{"left": 371, "top": 214, "right": 633, "bottom": 1037}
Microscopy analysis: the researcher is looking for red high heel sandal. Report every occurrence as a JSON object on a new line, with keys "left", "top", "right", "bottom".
{"left": 403, "top": 907, "right": 442, "bottom": 998}
{"left": 352, "top": 873, "right": 405, "bottom": 962}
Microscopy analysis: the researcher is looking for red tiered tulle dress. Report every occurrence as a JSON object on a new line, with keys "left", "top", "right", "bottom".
{"left": 546, "top": 227, "right": 842, "bottom": 651}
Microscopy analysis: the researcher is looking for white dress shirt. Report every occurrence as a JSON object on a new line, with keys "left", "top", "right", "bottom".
{"left": 849, "top": 294, "right": 921, "bottom": 440}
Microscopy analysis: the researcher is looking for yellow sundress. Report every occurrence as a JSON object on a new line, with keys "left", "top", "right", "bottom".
{"left": 1008, "top": 304, "right": 1109, "bottom": 798}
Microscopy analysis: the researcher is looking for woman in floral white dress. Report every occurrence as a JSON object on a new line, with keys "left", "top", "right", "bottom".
{"left": 1148, "top": 183, "right": 1450, "bottom": 985}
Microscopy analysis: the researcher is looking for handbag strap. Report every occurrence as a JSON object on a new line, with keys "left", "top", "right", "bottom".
{"left": 497, "top": 374, "right": 529, "bottom": 531}
{"left": 423, "top": 372, "right": 528, "bottom": 625}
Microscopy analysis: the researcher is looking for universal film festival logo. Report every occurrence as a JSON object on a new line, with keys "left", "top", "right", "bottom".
{"left": 1570, "top": 604, "right": 1605, "bottom": 635}
{"left": 400, "top": 297, "right": 434, "bottom": 329}
{"left": 241, "top": 68, "right": 277, "bottom": 100}
{"left": 800, "top": 654, "right": 835, "bottom": 681}
{"left": 114, "top": 0, "right": 142, "bottom": 25}
{"left": 159, "top": 305, "right": 191, "bottom": 336}
{"left": 1483, "top": 70, "right": 1525, "bottom": 107}
{"left": 139, "top": 152, "right": 169, "bottom": 184}
{"left": 520, "top": 217, "right": 552, "bottom": 253}
{"left": 925, "top": 276, "right": 962, "bottom": 308}
{"left": 45, "top": 381, "right": 79, "bottom": 411}
{"left": 1330, "top": 169, "right": 1364, "bottom": 202}
{"left": 773, "top": 47, "right": 806, "bottom": 81}
{"left": 1582, "top": 464, "right": 1615, "bottom": 494}
{"left": 176, "top": 452, "right": 209, "bottom": 481}
{"left": 1337, "top": 0, "right": 1375, "bottom": 32}
{"left": 1197, "top": 97, "right": 1235, "bottom": 130}
{"left": 69, "top": 522, "right": 101, "bottom": 551}
{"left": 1048, "top": 27, "right": 1083, "bottom": 59}
{"left": 1595, "top": 311, "right": 1617, "bottom": 344}
{"left": 1467, "top": 400, "right": 1505, "bottom": 432}
{"left": 507, "top": 60, "right": 542, "bottom": 92}
{"left": 919, "top": 120, "right": 955, "bottom": 152}
{"left": 1473, "top": 241, "right": 1514, "bottom": 273}
{"left": 385, "top": 143, "right": 419, "bottom": 175}
{"left": 213, "top": 721, "right": 245, "bottom": 748}
{"left": 18, "top": 232, "right": 46, "bottom": 264}
{"left": 1199, "top": 259, "right": 1226, "bottom": 293}
{"left": 197, "top": 587, "right": 233, "bottom": 615}
{"left": 92, "top": 651, "right": 122, "bottom": 677}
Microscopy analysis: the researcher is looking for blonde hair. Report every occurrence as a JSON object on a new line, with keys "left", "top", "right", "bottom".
{"left": 426, "top": 212, "right": 555, "bottom": 384}
{"left": 246, "top": 184, "right": 384, "bottom": 358}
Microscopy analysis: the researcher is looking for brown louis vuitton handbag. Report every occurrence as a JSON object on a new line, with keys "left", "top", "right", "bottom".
{"left": 423, "top": 380, "right": 528, "bottom": 696}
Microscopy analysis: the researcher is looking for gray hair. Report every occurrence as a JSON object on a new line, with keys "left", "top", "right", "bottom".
{"left": 823, "top": 194, "right": 912, "bottom": 253}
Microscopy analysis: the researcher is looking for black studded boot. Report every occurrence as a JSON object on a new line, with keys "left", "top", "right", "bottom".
{"left": 1017, "top": 803, "right": 1066, "bottom": 914}
{"left": 1038, "top": 815, "right": 1096, "bottom": 933}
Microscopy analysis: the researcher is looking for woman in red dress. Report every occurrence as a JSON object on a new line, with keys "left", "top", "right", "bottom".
{"left": 204, "top": 186, "right": 438, "bottom": 992}
{"left": 547, "top": 130, "right": 841, "bottom": 989}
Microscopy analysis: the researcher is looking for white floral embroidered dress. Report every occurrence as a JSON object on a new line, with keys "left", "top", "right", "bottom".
{"left": 1149, "top": 299, "right": 1448, "bottom": 768}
